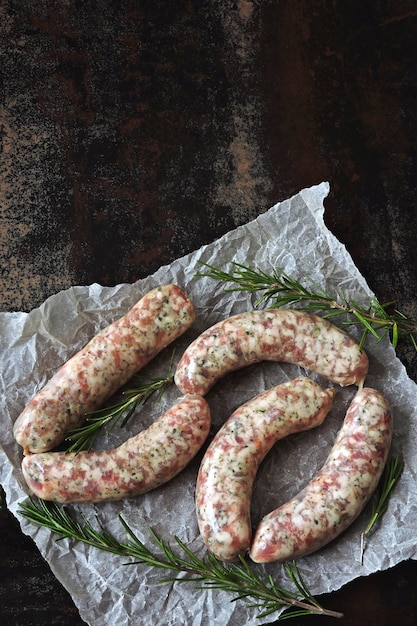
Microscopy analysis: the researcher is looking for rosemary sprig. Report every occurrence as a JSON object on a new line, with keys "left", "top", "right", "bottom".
{"left": 360, "top": 455, "right": 404, "bottom": 565}
{"left": 65, "top": 351, "right": 176, "bottom": 452}
{"left": 197, "top": 262, "right": 417, "bottom": 351}
{"left": 18, "top": 497, "right": 343, "bottom": 620}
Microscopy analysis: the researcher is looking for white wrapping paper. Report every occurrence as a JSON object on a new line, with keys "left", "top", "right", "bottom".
{"left": 1, "top": 182, "right": 417, "bottom": 625}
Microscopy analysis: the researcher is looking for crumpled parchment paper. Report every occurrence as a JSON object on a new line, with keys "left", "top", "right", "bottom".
{"left": 1, "top": 182, "right": 417, "bottom": 625}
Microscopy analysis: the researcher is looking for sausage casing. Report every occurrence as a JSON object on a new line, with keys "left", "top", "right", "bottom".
{"left": 174, "top": 309, "right": 369, "bottom": 396}
{"left": 249, "top": 387, "right": 393, "bottom": 563}
{"left": 195, "top": 377, "right": 336, "bottom": 561}
{"left": 21, "top": 394, "right": 210, "bottom": 503}
{"left": 14, "top": 284, "right": 195, "bottom": 455}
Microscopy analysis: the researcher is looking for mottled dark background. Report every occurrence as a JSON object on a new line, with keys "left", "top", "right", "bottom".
{"left": 1, "top": 1, "right": 417, "bottom": 624}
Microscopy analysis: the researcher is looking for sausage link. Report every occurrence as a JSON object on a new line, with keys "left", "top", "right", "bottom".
{"left": 21, "top": 394, "right": 210, "bottom": 503}
{"left": 14, "top": 284, "right": 195, "bottom": 455}
{"left": 174, "top": 309, "right": 368, "bottom": 396}
{"left": 196, "top": 377, "right": 336, "bottom": 561}
{"left": 249, "top": 387, "right": 393, "bottom": 563}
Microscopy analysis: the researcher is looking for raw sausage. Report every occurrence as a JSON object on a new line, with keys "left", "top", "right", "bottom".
{"left": 196, "top": 377, "right": 336, "bottom": 561}
{"left": 249, "top": 387, "right": 393, "bottom": 563}
{"left": 21, "top": 394, "right": 210, "bottom": 503}
{"left": 14, "top": 284, "right": 195, "bottom": 455}
{"left": 174, "top": 309, "right": 369, "bottom": 396}
{"left": 15, "top": 284, "right": 195, "bottom": 455}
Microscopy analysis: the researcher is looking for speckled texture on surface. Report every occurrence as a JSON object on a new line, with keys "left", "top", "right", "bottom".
{"left": 1, "top": 0, "right": 275, "bottom": 312}
{"left": 1, "top": 1, "right": 417, "bottom": 625}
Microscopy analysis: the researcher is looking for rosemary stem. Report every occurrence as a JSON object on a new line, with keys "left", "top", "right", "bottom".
{"left": 281, "top": 596, "right": 344, "bottom": 619}
{"left": 18, "top": 498, "right": 343, "bottom": 621}
{"left": 197, "top": 261, "right": 417, "bottom": 351}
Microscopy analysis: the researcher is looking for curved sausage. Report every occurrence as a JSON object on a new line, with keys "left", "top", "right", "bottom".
{"left": 21, "top": 394, "right": 210, "bottom": 503}
{"left": 196, "top": 377, "right": 336, "bottom": 561}
{"left": 174, "top": 309, "right": 369, "bottom": 396}
{"left": 14, "top": 284, "right": 195, "bottom": 455}
{"left": 249, "top": 387, "right": 393, "bottom": 563}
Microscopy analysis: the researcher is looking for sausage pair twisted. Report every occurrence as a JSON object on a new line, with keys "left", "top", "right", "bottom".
{"left": 18, "top": 285, "right": 211, "bottom": 503}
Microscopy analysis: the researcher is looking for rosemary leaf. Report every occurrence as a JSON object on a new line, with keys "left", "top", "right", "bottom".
{"left": 65, "top": 350, "right": 176, "bottom": 452}
{"left": 352, "top": 310, "right": 381, "bottom": 340}
{"left": 197, "top": 262, "right": 417, "bottom": 352}
{"left": 392, "top": 321, "right": 399, "bottom": 348}
{"left": 360, "top": 456, "right": 404, "bottom": 565}
{"left": 18, "top": 497, "right": 343, "bottom": 620}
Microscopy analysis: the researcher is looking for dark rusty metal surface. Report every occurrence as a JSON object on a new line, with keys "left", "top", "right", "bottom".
{"left": 1, "top": 1, "right": 417, "bottom": 624}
